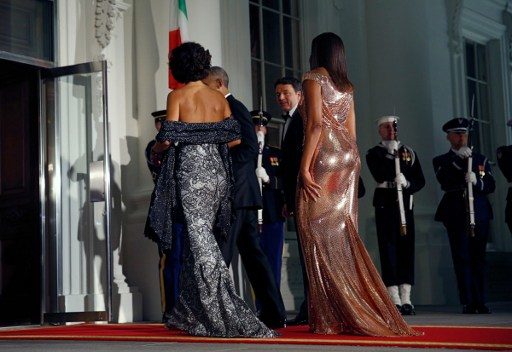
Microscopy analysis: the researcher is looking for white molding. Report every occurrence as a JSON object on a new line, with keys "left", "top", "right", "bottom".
{"left": 460, "top": 7, "right": 506, "bottom": 43}
{"left": 220, "top": 0, "right": 252, "bottom": 107}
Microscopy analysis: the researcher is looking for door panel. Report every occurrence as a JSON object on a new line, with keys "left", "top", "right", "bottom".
{"left": 42, "top": 61, "right": 111, "bottom": 323}
{"left": 0, "top": 60, "right": 40, "bottom": 325}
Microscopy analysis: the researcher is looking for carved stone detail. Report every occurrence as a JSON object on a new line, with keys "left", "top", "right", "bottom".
{"left": 95, "top": 0, "right": 116, "bottom": 49}
{"left": 95, "top": 0, "right": 130, "bottom": 50}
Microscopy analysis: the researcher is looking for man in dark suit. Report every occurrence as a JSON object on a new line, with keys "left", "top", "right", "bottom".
{"left": 433, "top": 117, "right": 495, "bottom": 314}
{"left": 275, "top": 76, "right": 307, "bottom": 325}
{"left": 366, "top": 116, "right": 425, "bottom": 316}
{"left": 496, "top": 118, "right": 512, "bottom": 235}
{"left": 203, "top": 66, "right": 286, "bottom": 328}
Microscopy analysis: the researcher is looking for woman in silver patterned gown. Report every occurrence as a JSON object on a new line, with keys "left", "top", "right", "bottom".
{"left": 146, "top": 42, "right": 275, "bottom": 338}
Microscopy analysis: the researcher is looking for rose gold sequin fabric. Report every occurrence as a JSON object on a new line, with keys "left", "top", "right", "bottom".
{"left": 296, "top": 71, "right": 420, "bottom": 336}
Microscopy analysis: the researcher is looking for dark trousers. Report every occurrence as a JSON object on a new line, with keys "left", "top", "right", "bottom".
{"left": 218, "top": 208, "right": 286, "bottom": 322}
{"left": 444, "top": 221, "right": 489, "bottom": 306}
{"left": 158, "top": 223, "right": 184, "bottom": 315}
{"left": 375, "top": 206, "right": 415, "bottom": 286}
{"left": 259, "top": 222, "right": 285, "bottom": 288}
{"left": 506, "top": 199, "right": 512, "bottom": 235}
{"left": 293, "top": 216, "right": 309, "bottom": 319}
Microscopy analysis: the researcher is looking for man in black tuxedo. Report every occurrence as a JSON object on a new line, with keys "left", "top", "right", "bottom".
{"left": 275, "top": 76, "right": 307, "bottom": 325}
{"left": 203, "top": 66, "right": 286, "bottom": 328}
{"left": 496, "top": 118, "right": 512, "bottom": 236}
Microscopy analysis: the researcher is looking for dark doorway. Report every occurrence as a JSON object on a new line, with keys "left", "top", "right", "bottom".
{"left": 0, "top": 59, "right": 40, "bottom": 325}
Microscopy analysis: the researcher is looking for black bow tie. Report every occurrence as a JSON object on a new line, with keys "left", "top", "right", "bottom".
{"left": 282, "top": 112, "right": 291, "bottom": 120}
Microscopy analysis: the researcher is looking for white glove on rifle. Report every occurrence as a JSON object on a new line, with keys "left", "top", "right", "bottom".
{"left": 465, "top": 171, "right": 477, "bottom": 185}
{"left": 395, "top": 172, "right": 409, "bottom": 188}
{"left": 386, "top": 140, "right": 399, "bottom": 154}
{"left": 256, "top": 167, "right": 270, "bottom": 183}
{"left": 455, "top": 146, "right": 472, "bottom": 159}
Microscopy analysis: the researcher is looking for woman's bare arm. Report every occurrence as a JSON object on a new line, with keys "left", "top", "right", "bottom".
{"left": 151, "top": 91, "right": 179, "bottom": 157}
{"left": 346, "top": 98, "right": 356, "bottom": 141}
{"left": 299, "top": 79, "right": 323, "bottom": 201}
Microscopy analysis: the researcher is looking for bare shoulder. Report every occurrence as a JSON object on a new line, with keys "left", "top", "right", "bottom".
{"left": 311, "top": 67, "right": 329, "bottom": 76}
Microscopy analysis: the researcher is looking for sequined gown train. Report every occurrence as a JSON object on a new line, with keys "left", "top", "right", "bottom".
{"left": 147, "top": 120, "right": 275, "bottom": 338}
{"left": 296, "top": 72, "right": 419, "bottom": 336}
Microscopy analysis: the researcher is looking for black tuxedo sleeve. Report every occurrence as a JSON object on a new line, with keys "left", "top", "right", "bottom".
{"left": 228, "top": 97, "right": 258, "bottom": 164}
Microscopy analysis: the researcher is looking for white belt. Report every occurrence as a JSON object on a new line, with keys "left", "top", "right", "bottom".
{"left": 376, "top": 181, "right": 396, "bottom": 189}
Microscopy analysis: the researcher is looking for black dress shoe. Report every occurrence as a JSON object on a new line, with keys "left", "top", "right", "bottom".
{"left": 462, "top": 304, "right": 477, "bottom": 314}
{"left": 264, "top": 318, "right": 286, "bottom": 329}
{"left": 162, "top": 311, "right": 173, "bottom": 323}
{"left": 400, "top": 304, "right": 416, "bottom": 315}
{"left": 288, "top": 315, "right": 308, "bottom": 326}
{"left": 476, "top": 304, "right": 491, "bottom": 314}
{"left": 395, "top": 304, "right": 402, "bottom": 314}
{"left": 259, "top": 315, "right": 287, "bottom": 329}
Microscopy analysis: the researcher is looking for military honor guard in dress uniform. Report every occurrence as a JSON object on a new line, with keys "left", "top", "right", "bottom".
{"left": 366, "top": 116, "right": 425, "bottom": 315}
{"left": 433, "top": 117, "right": 495, "bottom": 314}
{"left": 145, "top": 110, "right": 183, "bottom": 322}
{"left": 496, "top": 118, "right": 512, "bottom": 236}
{"left": 251, "top": 110, "right": 286, "bottom": 289}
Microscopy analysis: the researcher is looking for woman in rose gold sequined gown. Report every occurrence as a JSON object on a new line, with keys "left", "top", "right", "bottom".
{"left": 296, "top": 33, "right": 419, "bottom": 336}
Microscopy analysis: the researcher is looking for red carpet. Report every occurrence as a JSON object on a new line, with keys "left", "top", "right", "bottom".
{"left": 0, "top": 323, "right": 511, "bottom": 350}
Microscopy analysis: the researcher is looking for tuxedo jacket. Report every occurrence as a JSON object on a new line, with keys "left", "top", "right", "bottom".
{"left": 281, "top": 109, "right": 304, "bottom": 212}
{"left": 227, "top": 94, "right": 262, "bottom": 209}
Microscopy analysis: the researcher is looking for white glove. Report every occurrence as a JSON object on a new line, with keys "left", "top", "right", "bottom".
{"left": 256, "top": 167, "right": 270, "bottom": 183}
{"left": 386, "top": 140, "right": 399, "bottom": 154}
{"left": 455, "top": 146, "right": 472, "bottom": 159}
{"left": 395, "top": 173, "right": 409, "bottom": 188}
{"left": 465, "top": 171, "right": 477, "bottom": 185}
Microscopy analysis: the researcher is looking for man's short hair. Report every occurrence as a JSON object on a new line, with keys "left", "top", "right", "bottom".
{"left": 209, "top": 66, "right": 230, "bottom": 88}
{"left": 274, "top": 76, "right": 301, "bottom": 92}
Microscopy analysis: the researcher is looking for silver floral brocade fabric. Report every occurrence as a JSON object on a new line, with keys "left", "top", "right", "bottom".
{"left": 166, "top": 143, "right": 276, "bottom": 338}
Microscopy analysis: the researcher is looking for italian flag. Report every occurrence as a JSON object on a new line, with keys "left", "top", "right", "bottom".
{"left": 169, "top": 0, "right": 189, "bottom": 89}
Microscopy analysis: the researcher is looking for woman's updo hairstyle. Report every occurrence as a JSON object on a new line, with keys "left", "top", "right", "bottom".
{"left": 169, "top": 42, "right": 212, "bottom": 84}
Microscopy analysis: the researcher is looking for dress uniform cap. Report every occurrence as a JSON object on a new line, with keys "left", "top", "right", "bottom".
{"left": 442, "top": 117, "right": 469, "bottom": 133}
{"left": 376, "top": 115, "right": 399, "bottom": 126}
{"left": 250, "top": 110, "right": 272, "bottom": 126}
{"left": 151, "top": 109, "right": 166, "bottom": 119}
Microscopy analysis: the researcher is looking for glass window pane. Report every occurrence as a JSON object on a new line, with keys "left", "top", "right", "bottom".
{"left": 465, "top": 42, "right": 475, "bottom": 79}
{"left": 249, "top": 4, "right": 261, "bottom": 59}
{"left": 252, "top": 59, "right": 263, "bottom": 111}
{"left": 478, "top": 83, "right": 490, "bottom": 122}
{"left": 283, "top": 0, "right": 299, "bottom": 17}
{"left": 468, "top": 121, "right": 480, "bottom": 153}
{"left": 476, "top": 43, "right": 487, "bottom": 81}
{"left": 283, "top": 17, "right": 300, "bottom": 69}
{"left": 263, "top": 9, "right": 281, "bottom": 65}
{"left": 265, "top": 63, "right": 282, "bottom": 118}
{"left": 262, "top": 0, "right": 279, "bottom": 11}
{"left": 0, "top": 0, "right": 53, "bottom": 61}
{"left": 481, "top": 124, "right": 493, "bottom": 161}
{"left": 466, "top": 79, "right": 477, "bottom": 117}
